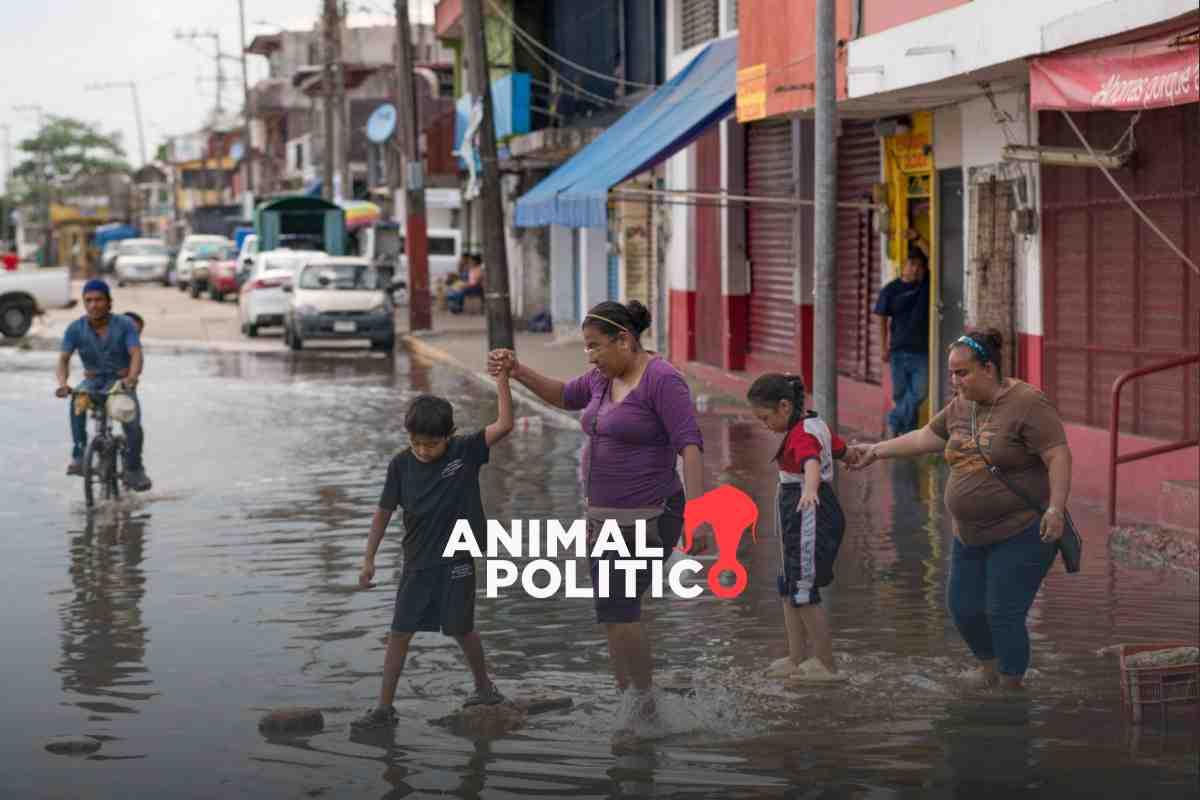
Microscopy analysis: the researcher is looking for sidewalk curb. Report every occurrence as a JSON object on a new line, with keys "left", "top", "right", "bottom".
{"left": 401, "top": 334, "right": 580, "bottom": 430}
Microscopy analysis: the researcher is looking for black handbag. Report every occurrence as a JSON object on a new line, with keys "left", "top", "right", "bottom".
{"left": 972, "top": 407, "right": 1082, "bottom": 573}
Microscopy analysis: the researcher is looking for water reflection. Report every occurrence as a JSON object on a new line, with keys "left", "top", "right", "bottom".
{"left": 934, "top": 696, "right": 1036, "bottom": 797}
{"left": 57, "top": 513, "right": 156, "bottom": 717}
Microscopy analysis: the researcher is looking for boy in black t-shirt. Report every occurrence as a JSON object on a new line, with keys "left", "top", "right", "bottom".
{"left": 351, "top": 367, "right": 515, "bottom": 730}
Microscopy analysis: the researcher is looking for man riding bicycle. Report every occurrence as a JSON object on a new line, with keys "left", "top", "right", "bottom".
{"left": 54, "top": 279, "right": 152, "bottom": 492}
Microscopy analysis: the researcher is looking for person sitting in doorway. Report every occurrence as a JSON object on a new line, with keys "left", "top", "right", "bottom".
{"left": 873, "top": 229, "right": 930, "bottom": 437}
{"left": 447, "top": 254, "right": 485, "bottom": 314}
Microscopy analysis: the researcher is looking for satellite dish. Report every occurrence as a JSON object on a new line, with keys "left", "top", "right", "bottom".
{"left": 366, "top": 103, "right": 397, "bottom": 143}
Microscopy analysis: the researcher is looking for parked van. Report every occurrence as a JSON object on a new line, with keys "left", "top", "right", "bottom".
{"left": 398, "top": 228, "right": 462, "bottom": 304}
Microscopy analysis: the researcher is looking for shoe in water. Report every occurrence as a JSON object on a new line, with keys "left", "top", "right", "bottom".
{"left": 463, "top": 682, "right": 506, "bottom": 708}
{"left": 765, "top": 656, "right": 801, "bottom": 678}
{"left": 66, "top": 460, "right": 83, "bottom": 477}
{"left": 350, "top": 705, "right": 398, "bottom": 730}
{"left": 786, "top": 658, "right": 847, "bottom": 684}
{"left": 125, "top": 469, "right": 153, "bottom": 492}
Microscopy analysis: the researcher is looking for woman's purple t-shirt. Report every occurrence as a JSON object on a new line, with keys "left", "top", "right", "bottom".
{"left": 563, "top": 357, "right": 703, "bottom": 508}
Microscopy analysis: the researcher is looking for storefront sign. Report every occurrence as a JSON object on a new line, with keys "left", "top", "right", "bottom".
{"left": 737, "top": 63, "right": 767, "bottom": 122}
{"left": 1031, "top": 30, "right": 1199, "bottom": 111}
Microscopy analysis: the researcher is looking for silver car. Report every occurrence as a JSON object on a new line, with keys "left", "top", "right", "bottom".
{"left": 114, "top": 239, "right": 171, "bottom": 286}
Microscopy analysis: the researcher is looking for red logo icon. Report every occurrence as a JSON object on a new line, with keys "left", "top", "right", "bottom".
{"left": 680, "top": 485, "right": 759, "bottom": 599}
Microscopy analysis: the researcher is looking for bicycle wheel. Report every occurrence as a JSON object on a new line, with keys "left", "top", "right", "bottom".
{"left": 82, "top": 437, "right": 104, "bottom": 509}
{"left": 107, "top": 436, "right": 126, "bottom": 501}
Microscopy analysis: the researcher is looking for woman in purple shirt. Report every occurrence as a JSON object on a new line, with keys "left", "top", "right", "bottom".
{"left": 489, "top": 300, "right": 709, "bottom": 717}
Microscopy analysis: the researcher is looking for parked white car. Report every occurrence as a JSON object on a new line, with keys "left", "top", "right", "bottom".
{"left": 0, "top": 266, "right": 75, "bottom": 338}
{"left": 114, "top": 238, "right": 171, "bottom": 286}
{"left": 175, "top": 235, "right": 233, "bottom": 292}
{"left": 284, "top": 257, "right": 395, "bottom": 352}
{"left": 238, "top": 249, "right": 321, "bottom": 337}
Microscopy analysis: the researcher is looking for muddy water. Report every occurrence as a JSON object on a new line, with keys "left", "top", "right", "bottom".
{"left": 1, "top": 347, "right": 1196, "bottom": 799}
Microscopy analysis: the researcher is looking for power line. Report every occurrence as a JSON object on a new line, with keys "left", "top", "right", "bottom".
{"left": 508, "top": 28, "right": 628, "bottom": 111}
{"left": 484, "top": 0, "right": 656, "bottom": 91}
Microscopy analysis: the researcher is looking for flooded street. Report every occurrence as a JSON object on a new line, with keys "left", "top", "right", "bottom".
{"left": 2, "top": 346, "right": 1197, "bottom": 799}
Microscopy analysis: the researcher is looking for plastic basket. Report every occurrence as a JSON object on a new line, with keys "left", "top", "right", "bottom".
{"left": 1119, "top": 642, "right": 1200, "bottom": 724}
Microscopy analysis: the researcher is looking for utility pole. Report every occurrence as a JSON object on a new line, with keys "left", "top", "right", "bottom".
{"left": 333, "top": 3, "right": 350, "bottom": 202}
{"left": 462, "top": 0, "right": 514, "bottom": 350}
{"left": 813, "top": 0, "right": 838, "bottom": 431}
{"left": 238, "top": 0, "right": 254, "bottom": 194}
{"left": 321, "top": 0, "right": 336, "bottom": 202}
{"left": 84, "top": 81, "right": 147, "bottom": 166}
{"left": 394, "top": 0, "right": 432, "bottom": 331}
{"left": 175, "top": 30, "right": 226, "bottom": 113}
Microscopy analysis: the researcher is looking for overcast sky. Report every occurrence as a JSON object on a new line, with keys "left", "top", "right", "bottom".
{"left": 0, "top": 0, "right": 435, "bottom": 186}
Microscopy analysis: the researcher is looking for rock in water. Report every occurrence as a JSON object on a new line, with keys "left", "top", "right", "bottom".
{"left": 258, "top": 708, "right": 325, "bottom": 735}
{"left": 511, "top": 691, "right": 573, "bottom": 715}
{"left": 44, "top": 736, "right": 102, "bottom": 756}
{"left": 431, "top": 703, "right": 527, "bottom": 736}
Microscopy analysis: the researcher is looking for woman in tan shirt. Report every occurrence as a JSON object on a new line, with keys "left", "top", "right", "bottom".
{"left": 849, "top": 329, "right": 1073, "bottom": 689}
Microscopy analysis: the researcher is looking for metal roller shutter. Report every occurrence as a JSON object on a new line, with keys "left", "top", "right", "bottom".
{"left": 836, "top": 120, "right": 882, "bottom": 385}
{"left": 695, "top": 128, "right": 724, "bottom": 366}
{"left": 746, "top": 119, "right": 796, "bottom": 362}
{"left": 1041, "top": 105, "right": 1199, "bottom": 441}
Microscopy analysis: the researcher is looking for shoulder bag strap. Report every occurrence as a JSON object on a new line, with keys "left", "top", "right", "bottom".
{"left": 972, "top": 404, "right": 1047, "bottom": 515}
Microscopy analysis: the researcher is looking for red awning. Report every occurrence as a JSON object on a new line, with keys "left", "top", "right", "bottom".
{"left": 1030, "top": 26, "right": 1198, "bottom": 111}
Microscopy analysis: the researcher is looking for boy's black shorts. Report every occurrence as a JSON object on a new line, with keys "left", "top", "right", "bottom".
{"left": 391, "top": 559, "right": 476, "bottom": 635}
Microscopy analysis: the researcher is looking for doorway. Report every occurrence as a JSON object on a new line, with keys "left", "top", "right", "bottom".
{"left": 936, "top": 167, "right": 965, "bottom": 408}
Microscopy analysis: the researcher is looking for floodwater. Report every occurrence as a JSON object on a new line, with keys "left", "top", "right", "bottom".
{"left": 1, "top": 345, "right": 1197, "bottom": 799}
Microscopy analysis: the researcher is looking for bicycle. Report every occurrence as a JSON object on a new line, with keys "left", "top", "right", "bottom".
{"left": 67, "top": 385, "right": 131, "bottom": 509}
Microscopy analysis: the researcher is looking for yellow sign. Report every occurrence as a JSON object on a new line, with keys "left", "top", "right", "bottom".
{"left": 737, "top": 63, "right": 767, "bottom": 122}
{"left": 889, "top": 132, "right": 933, "bottom": 173}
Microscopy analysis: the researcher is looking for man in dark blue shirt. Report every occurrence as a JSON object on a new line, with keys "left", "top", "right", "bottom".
{"left": 54, "top": 279, "right": 152, "bottom": 491}
{"left": 873, "top": 238, "right": 930, "bottom": 436}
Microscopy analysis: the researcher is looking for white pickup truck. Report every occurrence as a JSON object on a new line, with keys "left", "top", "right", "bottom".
{"left": 0, "top": 267, "right": 75, "bottom": 338}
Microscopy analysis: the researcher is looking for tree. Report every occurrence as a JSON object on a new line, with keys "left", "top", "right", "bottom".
{"left": 12, "top": 116, "right": 130, "bottom": 204}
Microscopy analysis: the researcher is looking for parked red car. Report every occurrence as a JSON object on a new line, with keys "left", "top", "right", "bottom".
{"left": 207, "top": 246, "right": 240, "bottom": 302}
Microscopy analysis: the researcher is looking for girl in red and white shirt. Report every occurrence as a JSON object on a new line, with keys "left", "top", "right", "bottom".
{"left": 748, "top": 373, "right": 848, "bottom": 683}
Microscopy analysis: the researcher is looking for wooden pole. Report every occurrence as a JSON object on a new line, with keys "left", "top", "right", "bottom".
{"left": 462, "top": 0, "right": 514, "bottom": 349}
{"left": 394, "top": 0, "right": 431, "bottom": 331}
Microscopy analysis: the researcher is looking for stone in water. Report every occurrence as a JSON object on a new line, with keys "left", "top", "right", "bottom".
{"left": 258, "top": 708, "right": 325, "bottom": 735}
{"left": 511, "top": 691, "right": 573, "bottom": 715}
{"left": 432, "top": 702, "right": 527, "bottom": 736}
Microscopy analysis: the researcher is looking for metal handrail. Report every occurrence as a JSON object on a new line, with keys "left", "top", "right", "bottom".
{"left": 1108, "top": 353, "right": 1200, "bottom": 525}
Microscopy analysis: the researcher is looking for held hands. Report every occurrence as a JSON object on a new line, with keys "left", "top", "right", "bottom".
{"left": 1040, "top": 508, "right": 1065, "bottom": 543}
{"left": 358, "top": 558, "right": 376, "bottom": 589}
{"left": 487, "top": 349, "right": 518, "bottom": 379}
{"left": 843, "top": 443, "right": 879, "bottom": 470}
{"left": 55, "top": 384, "right": 72, "bottom": 399}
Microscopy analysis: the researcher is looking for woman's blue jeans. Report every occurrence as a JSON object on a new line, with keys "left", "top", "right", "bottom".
{"left": 947, "top": 519, "right": 1056, "bottom": 677}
